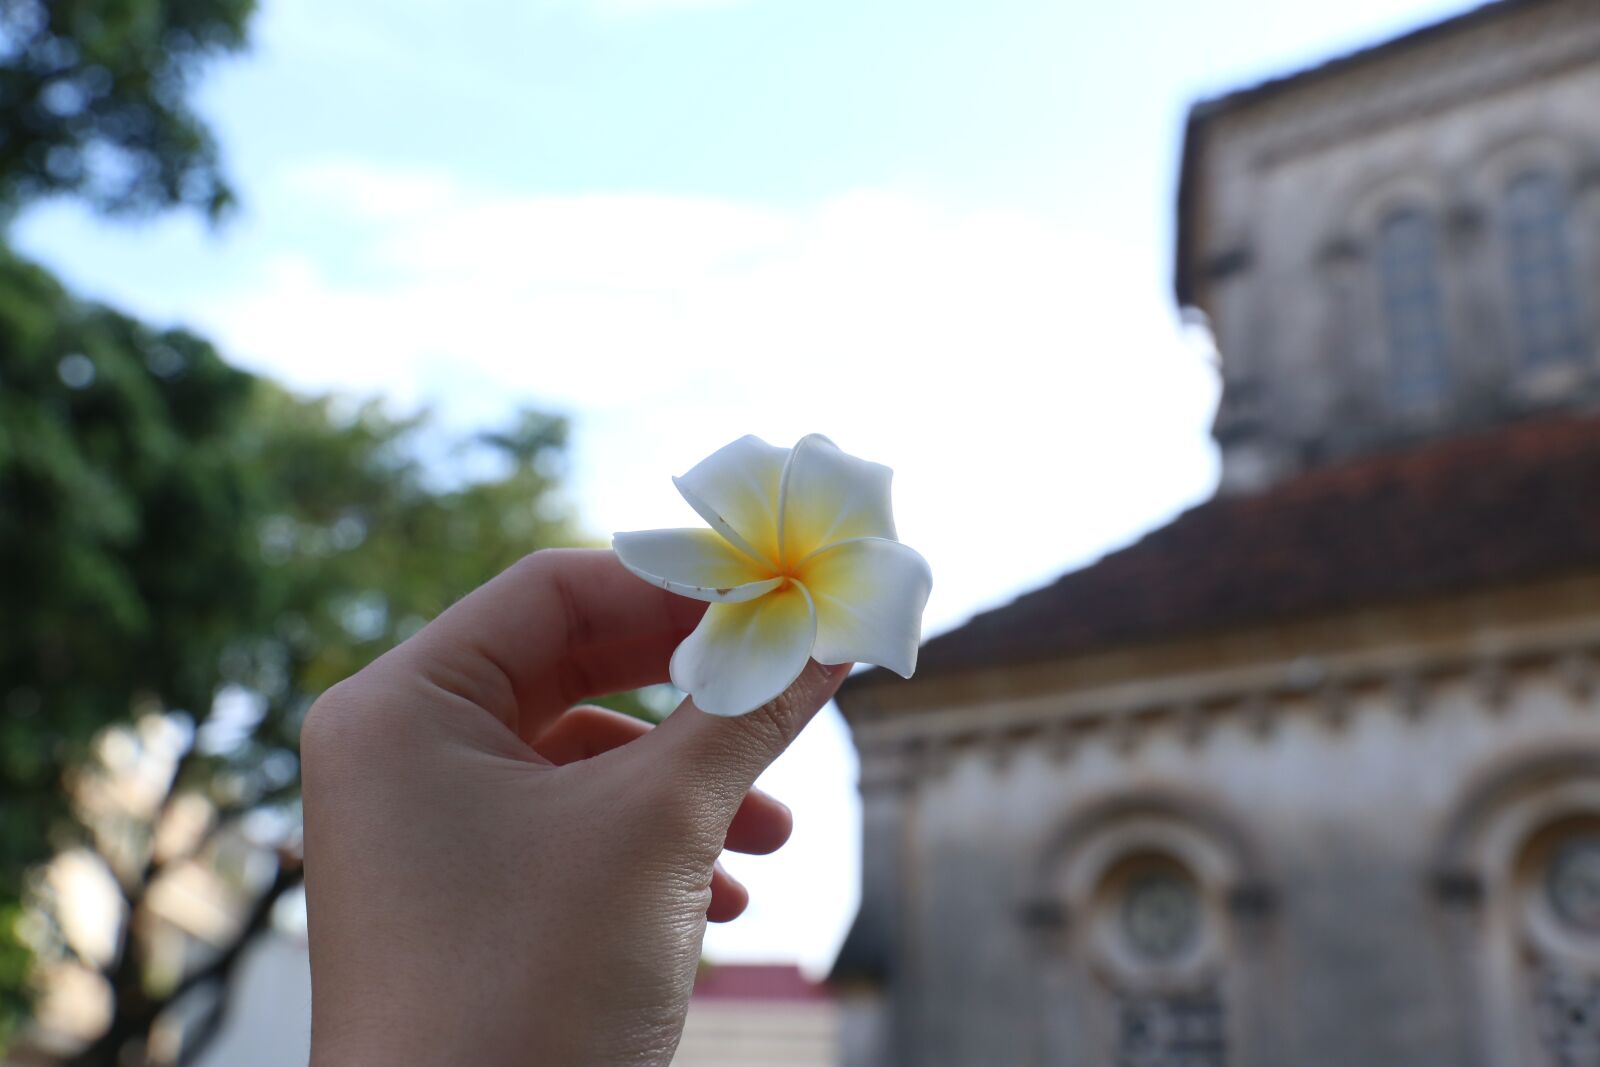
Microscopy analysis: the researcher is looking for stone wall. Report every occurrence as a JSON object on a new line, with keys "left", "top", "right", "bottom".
{"left": 845, "top": 575, "right": 1600, "bottom": 1066}
{"left": 1186, "top": 0, "right": 1600, "bottom": 494}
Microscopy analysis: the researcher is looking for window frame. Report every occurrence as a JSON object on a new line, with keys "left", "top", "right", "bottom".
{"left": 1375, "top": 206, "right": 1452, "bottom": 411}
{"left": 1502, "top": 169, "right": 1590, "bottom": 372}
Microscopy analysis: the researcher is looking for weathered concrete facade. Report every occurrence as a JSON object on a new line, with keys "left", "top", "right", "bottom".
{"left": 1179, "top": 0, "right": 1600, "bottom": 494}
{"left": 840, "top": 580, "right": 1600, "bottom": 1065}
{"left": 834, "top": 3, "right": 1600, "bottom": 1064}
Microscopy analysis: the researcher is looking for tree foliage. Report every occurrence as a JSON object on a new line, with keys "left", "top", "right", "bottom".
{"left": 0, "top": 250, "right": 257, "bottom": 1038}
{"left": 0, "top": 4, "right": 665, "bottom": 1061}
{"left": 0, "top": 245, "right": 627, "bottom": 1061}
{"left": 0, "top": 0, "right": 254, "bottom": 218}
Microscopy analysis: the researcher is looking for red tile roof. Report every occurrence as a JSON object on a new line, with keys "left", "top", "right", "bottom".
{"left": 844, "top": 414, "right": 1600, "bottom": 694}
{"left": 691, "top": 963, "right": 829, "bottom": 1003}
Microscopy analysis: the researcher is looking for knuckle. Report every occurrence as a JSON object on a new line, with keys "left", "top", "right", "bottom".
{"left": 299, "top": 685, "right": 356, "bottom": 770}
{"left": 498, "top": 548, "right": 562, "bottom": 600}
{"left": 512, "top": 546, "right": 572, "bottom": 580}
{"left": 568, "top": 703, "right": 623, "bottom": 733}
{"left": 512, "top": 548, "right": 594, "bottom": 653}
{"left": 736, "top": 685, "right": 812, "bottom": 752}
{"left": 512, "top": 548, "right": 552, "bottom": 576}
{"left": 299, "top": 680, "right": 355, "bottom": 754}
{"left": 726, "top": 715, "right": 790, "bottom": 769}
{"left": 298, "top": 675, "right": 390, "bottom": 775}
{"left": 623, "top": 764, "right": 728, "bottom": 858}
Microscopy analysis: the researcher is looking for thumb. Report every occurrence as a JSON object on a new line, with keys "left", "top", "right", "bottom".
{"left": 642, "top": 660, "right": 852, "bottom": 810}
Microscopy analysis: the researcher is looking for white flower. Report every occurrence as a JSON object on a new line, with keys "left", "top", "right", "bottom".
{"left": 613, "top": 434, "right": 932, "bottom": 717}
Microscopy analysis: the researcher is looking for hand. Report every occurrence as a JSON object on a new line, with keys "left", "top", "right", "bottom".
{"left": 300, "top": 549, "right": 849, "bottom": 1066}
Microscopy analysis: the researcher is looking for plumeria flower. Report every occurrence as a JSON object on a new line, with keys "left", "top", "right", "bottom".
{"left": 613, "top": 434, "right": 932, "bottom": 717}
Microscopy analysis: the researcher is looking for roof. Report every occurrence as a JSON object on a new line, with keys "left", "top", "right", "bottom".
{"left": 1174, "top": 0, "right": 1552, "bottom": 305}
{"left": 691, "top": 963, "right": 830, "bottom": 1003}
{"left": 841, "top": 413, "right": 1600, "bottom": 697}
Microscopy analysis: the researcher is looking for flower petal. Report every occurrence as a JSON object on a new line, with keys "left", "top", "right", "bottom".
{"left": 778, "top": 434, "right": 896, "bottom": 564}
{"left": 799, "top": 536, "right": 931, "bottom": 678}
{"left": 670, "top": 582, "right": 817, "bottom": 716}
{"left": 613, "top": 528, "right": 781, "bottom": 603}
{"left": 671, "top": 435, "right": 788, "bottom": 567}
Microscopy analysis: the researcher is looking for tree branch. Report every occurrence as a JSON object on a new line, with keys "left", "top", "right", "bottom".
{"left": 174, "top": 980, "right": 228, "bottom": 1067}
{"left": 134, "top": 740, "right": 204, "bottom": 893}
{"left": 167, "top": 859, "right": 302, "bottom": 1008}
{"left": 69, "top": 857, "right": 303, "bottom": 1067}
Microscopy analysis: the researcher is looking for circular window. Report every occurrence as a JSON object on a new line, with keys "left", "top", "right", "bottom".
{"left": 1545, "top": 835, "right": 1600, "bottom": 935}
{"left": 1119, "top": 868, "right": 1201, "bottom": 963}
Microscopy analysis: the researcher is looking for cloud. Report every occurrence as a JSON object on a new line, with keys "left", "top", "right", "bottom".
{"left": 20, "top": 156, "right": 1218, "bottom": 972}
{"left": 281, "top": 160, "right": 464, "bottom": 223}
{"left": 204, "top": 160, "right": 1219, "bottom": 646}
{"left": 102, "top": 156, "right": 1224, "bottom": 968}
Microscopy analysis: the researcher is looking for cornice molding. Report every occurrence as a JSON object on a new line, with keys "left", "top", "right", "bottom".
{"left": 842, "top": 574, "right": 1600, "bottom": 719}
{"left": 1222, "top": 4, "right": 1600, "bottom": 171}
{"left": 853, "top": 627, "right": 1600, "bottom": 792}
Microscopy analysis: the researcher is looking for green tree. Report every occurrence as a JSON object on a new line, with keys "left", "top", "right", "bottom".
{"left": 0, "top": 249, "right": 260, "bottom": 1047}
{"left": 1, "top": 5, "right": 665, "bottom": 1061}
{"left": 0, "top": 0, "right": 254, "bottom": 219}
{"left": 1, "top": 255, "right": 628, "bottom": 1062}
{"left": 0, "top": 0, "right": 256, "bottom": 1054}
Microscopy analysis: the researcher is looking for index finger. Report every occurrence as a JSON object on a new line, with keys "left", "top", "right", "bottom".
{"left": 395, "top": 549, "right": 706, "bottom": 744}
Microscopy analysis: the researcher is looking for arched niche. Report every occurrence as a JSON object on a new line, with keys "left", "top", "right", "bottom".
{"left": 1027, "top": 792, "right": 1276, "bottom": 1067}
{"left": 1462, "top": 131, "right": 1596, "bottom": 397}
{"left": 1434, "top": 748, "right": 1600, "bottom": 1067}
{"left": 1323, "top": 168, "right": 1459, "bottom": 425}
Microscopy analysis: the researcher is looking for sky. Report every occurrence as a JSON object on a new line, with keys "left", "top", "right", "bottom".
{"left": 17, "top": 0, "right": 1483, "bottom": 975}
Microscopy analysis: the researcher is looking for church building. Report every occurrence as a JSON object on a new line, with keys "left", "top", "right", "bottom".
{"left": 831, "top": 1, "right": 1600, "bottom": 1064}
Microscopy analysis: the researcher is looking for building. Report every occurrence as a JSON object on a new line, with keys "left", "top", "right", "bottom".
{"left": 831, "top": 2, "right": 1600, "bottom": 1064}
{"left": 674, "top": 964, "right": 838, "bottom": 1067}
{"left": 188, "top": 954, "right": 837, "bottom": 1067}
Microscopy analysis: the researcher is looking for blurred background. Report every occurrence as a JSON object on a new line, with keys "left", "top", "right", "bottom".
{"left": 4, "top": 0, "right": 1600, "bottom": 1064}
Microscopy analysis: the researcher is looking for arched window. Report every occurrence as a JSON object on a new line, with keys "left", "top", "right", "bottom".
{"left": 1505, "top": 171, "right": 1589, "bottom": 370}
{"left": 1377, "top": 208, "right": 1450, "bottom": 409}
{"left": 1433, "top": 753, "right": 1600, "bottom": 1065}
{"left": 1099, "top": 855, "right": 1229, "bottom": 1066}
{"left": 1517, "top": 819, "right": 1600, "bottom": 1062}
{"left": 1031, "top": 796, "right": 1270, "bottom": 1066}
